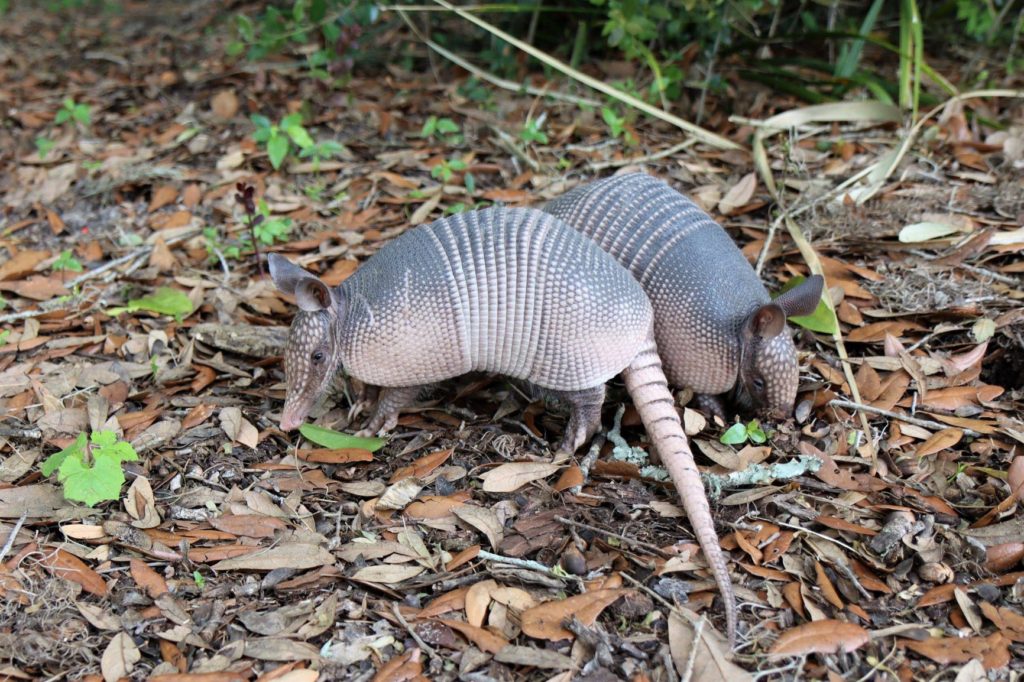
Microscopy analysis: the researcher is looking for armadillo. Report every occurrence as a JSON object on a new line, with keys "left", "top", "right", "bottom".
{"left": 543, "top": 172, "right": 824, "bottom": 418}
{"left": 268, "top": 207, "right": 738, "bottom": 645}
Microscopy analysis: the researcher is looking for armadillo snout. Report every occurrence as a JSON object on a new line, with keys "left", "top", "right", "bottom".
{"left": 281, "top": 310, "right": 339, "bottom": 430}
{"left": 745, "top": 332, "right": 799, "bottom": 418}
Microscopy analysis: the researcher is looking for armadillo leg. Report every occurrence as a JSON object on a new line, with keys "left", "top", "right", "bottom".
{"left": 551, "top": 385, "right": 605, "bottom": 454}
{"left": 622, "top": 337, "right": 738, "bottom": 648}
{"left": 694, "top": 393, "right": 728, "bottom": 423}
{"left": 357, "top": 384, "right": 426, "bottom": 437}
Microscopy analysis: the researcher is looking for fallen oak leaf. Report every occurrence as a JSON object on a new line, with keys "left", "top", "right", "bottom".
{"left": 438, "top": 618, "right": 509, "bottom": 654}
{"left": 479, "top": 461, "right": 561, "bottom": 493}
{"left": 901, "top": 632, "right": 1010, "bottom": 670}
{"left": 768, "top": 620, "right": 869, "bottom": 657}
{"left": 521, "top": 589, "right": 629, "bottom": 641}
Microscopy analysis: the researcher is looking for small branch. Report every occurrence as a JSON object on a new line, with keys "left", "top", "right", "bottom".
{"left": 477, "top": 549, "right": 580, "bottom": 581}
{"left": 571, "top": 434, "right": 605, "bottom": 495}
{"left": 828, "top": 398, "right": 982, "bottom": 438}
{"left": 556, "top": 516, "right": 673, "bottom": 558}
{"left": 587, "top": 139, "right": 697, "bottom": 172}
{"left": 391, "top": 603, "right": 441, "bottom": 662}
{"left": 702, "top": 456, "right": 823, "bottom": 500}
{"left": 0, "top": 512, "right": 27, "bottom": 563}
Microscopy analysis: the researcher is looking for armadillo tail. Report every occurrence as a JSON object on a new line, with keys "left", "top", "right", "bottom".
{"left": 623, "top": 337, "right": 738, "bottom": 648}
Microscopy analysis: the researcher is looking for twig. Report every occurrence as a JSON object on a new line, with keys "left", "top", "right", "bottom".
{"left": 571, "top": 434, "right": 605, "bottom": 495}
{"left": 828, "top": 398, "right": 982, "bottom": 438}
{"left": 0, "top": 511, "right": 27, "bottom": 563}
{"left": 67, "top": 227, "right": 202, "bottom": 289}
{"left": 477, "top": 549, "right": 580, "bottom": 582}
{"left": 397, "top": 10, "right": 601, "bottom": 109}
{"left": 429, "top": 0, "right": 742, "bottom": 151}
{"left": 489, "top": 126, "right": 542, "bottom": 172}
{"left": 391, "top": 602, "right": 441, "bottom": 662}
{"left": 679, "top": 614, "right": 705, "bottom": 682}
{"left": 0, "top": 426, "right": 43, "bottom": 439}
{"left": 754, "top": 213, "right": 782, "bottom": 276}
{"left": 587, "top": 138, "right": 697, "bottom": 171}
{"left": 555, "top": 516, "right": 672, "bottom": 558}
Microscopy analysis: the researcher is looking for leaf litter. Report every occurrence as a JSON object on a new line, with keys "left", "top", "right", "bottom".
{"left": 0, "top": 4, "right": 1022, "bottom": 681}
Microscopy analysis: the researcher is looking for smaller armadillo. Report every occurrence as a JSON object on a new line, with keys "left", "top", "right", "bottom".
{"left": 543, "top": 172, "right": 824, "bottom": 419}
{"left": 269, "top": 207, "right": 738, "bottom": 645}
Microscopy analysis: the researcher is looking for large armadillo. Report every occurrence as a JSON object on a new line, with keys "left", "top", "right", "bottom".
{"left": 268, "top": 207, "right": 738, "bottom": 645}
{"left": 543, "top": 172, "right": 824, "bottom": 418}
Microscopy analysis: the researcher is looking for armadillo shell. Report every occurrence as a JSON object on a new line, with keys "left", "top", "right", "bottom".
{"left": 544, "top": 172, "right": 771, "bottom": 395}
{"left": 338, "top": 207, "right": 653, "bottom": 392}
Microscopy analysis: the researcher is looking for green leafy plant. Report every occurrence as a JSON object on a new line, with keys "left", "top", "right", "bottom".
{"left": 519, "top": 117, "right": 548, "bottom": 144}
{"left": 35, "top": 136, "right": 56, "bottom": 158}
{"left": 299, "top": 423, "right": 386, "bottom": 451}
{"left": 41, "top": 430, "right": 139, "bottom": 507}
{"left": 55, "top": 97, "right": 91, "bottom": 127}
{"left": 202, "top": 227, "right": 242, "bottom": 263}
{"left": 720, "top": 419, "right": 768, "bottom": 445}
{"left": 601, "top": 106, "right": 636, "bottom": 145}
{"left": 249, "top": 199, "right": 293, "bottom": 245}
{"left": 0, "top": 330, "right": 10, "bottom": 345}
{"left": 52, "top": 249, "right": 83, "bottom": 274}
{"left": 252, "top": 112, "right": 314, "bottom": 170}
{"left": 298, "top": 139, "right": 346, "bottom": 167}
{"left": 193, "top": 570, "right": 206, "bottom": 588}
{"left": 420, "top": 116, "right": 462, "bottom": 143}
{"left": 431, "top": 157, "right": 468, "bottom": 184}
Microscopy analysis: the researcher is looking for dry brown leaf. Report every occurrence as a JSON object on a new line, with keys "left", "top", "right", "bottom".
{"left": 390, "top": 448, "right": 452, "bottom": 483}
{"left": 553, "top": 465, "right": 583, "bottom": 491}
{"left": 209, "top": 514, "right": 288, "bottom": 538}
{"left": 405, "top": 492, "right": 471, "bottom": 519}
{"left": 149, "top": 236, "right": 179, "bottom": 272}
{"left": 211, "top": 89, "right": 239, "bottom": 119}
{"left": 212, "top": 543, "right": 335, "bottom": 571}
{"left": 438, "top": 618, "right": 509, "bottom": 654}
{"left": 376, "top": 477, "right": 425, "bottom": 511}
{"left": 902, "top": 632, "right": 1010, "bottom": 670}
{"left": 466, "top": 579, "right": 497, "bottom": 627}
{"left": 296, "top": 448, "right": 374, "bottom": 464}
{"left": 0, "top": 250, "right": 49, "bottom": 281}
{"left": 149, "top": 185, "right": 178, "bottom": 212}
{"left": 452, "top": 505, "right": 503, "bottom": 550}
{"left": 914, "top": 428, "right": 964, "bottom": 457}
{"left": 480, "top": 462, "right": 561, "bottom": 493}
{"left": 219, "top": 407, "right": 259, "bottom": 449}
{"left": 667, "top": 611, "right": 751, "bottom": 682}
{"left": 718, "top": 172, "right": 757, "bottom": 216}
{"left": 769, "top": 620, "right": 869, "bottom": 657}
{"left": 130, "top": 557, "right": 168, "bottom": 598}
{"left": 0, "top": 274, "right": 69, "bottom": 301}
{"left": 40, "top": 547, "right": 107, "bottom": 596}
{"left": 351, "top": 563, "right": 424, "bottom": 584}
{"left": 101, "top": 632, "right": 141, "bottom": 682}
{"left": 979, "top": 602, "right": 1024, "bottom": 642}
{"left": 521, "top": 589, "right": 627, "bottom": 641}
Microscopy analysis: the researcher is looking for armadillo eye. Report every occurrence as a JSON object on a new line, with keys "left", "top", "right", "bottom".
{"left": 752, "top": 377, "right": 765, "bottom": 393}
{"left": 312, "top": 350, "right": 325, "bottom": 363}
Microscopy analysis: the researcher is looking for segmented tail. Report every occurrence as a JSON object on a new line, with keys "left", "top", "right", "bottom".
{"left": 623, "top": 336, "right": 738, "bottom": 648}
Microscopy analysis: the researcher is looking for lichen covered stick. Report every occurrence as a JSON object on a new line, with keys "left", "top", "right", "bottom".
{"left": 544, "top": 172, "right": 824, "bottom": 419}
{"left": 269, "top": 207, "right": 738, "bottom": 645}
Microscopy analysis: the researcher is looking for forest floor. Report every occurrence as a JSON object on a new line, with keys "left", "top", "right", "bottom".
{"left": 1, "top": 2, "right": 1024, "bottom": 681}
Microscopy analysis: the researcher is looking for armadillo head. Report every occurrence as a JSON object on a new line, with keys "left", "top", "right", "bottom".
{"left": 268, "top": 254, "right": 347, "bottom": 431}
{"left": 734, "top": 275, "right": 824, "bottom": 418}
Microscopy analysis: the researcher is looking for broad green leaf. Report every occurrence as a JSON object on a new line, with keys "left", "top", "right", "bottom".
{"left": 437, "top": 118, "right": 460, "bottom": 134}
{"left": 41, "top": 432, "right": 87, "bottom": 477}
{"left": 776, "top": 275, "right": 837, "bottom": 335}
{"left": 299, "top": 424, "right": 386, "bottom": 452}
{"left": 91, "top": 430, "right": 138, "bottom": 465}
{"left": 267, "top": 134, "right": 289, "bottom": 169}
{"left": 59, "top": 452, "right": 126, "bottom": 507}
{"left": 285, "top": 124, "right": 314, "bottom": 150}
{"left": 250, "top": 113, "right": 271, "bottom": 129}
{"left": 720, "top": 422, "right": 748, "bottom": 445}
{"left": 128, "top": 287, "right": 193, "bottom": 320}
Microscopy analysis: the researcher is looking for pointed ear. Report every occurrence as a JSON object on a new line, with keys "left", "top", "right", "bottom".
{"left": 268, "top": 253, "right": 314, "bottom": 295}
{"left": 295, "top": 278, "right": 333, "bottom": 312}
{"left": 747, "top": 303, "right": 786, "bottom": 339}
{"left": 774, "top": 274, "right": 824, "bottom": 318}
